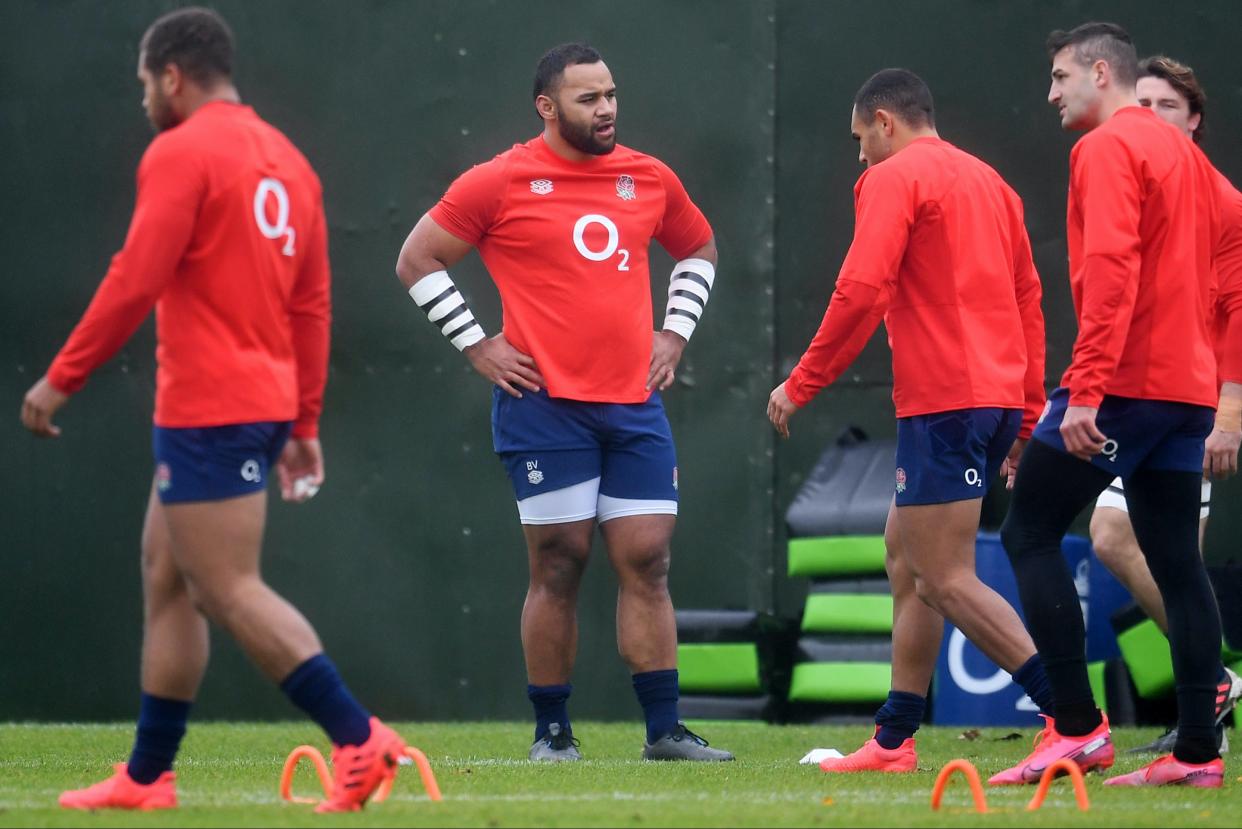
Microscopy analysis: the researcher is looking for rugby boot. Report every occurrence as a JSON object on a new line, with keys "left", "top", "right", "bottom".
{"left": 1130, "top": 666, "right": 1241, "bottom": 755}
{"left": 988, "top": 714, "right": 1113, "bottom": 785}
{"left": 528, "top": 723, "right": 582, "bottom": 762}
{"left": 1105, "top": 754, "right": 1224, "bottom": 788}
{"left": 59, "top": 764, "right": 177, "bottom": 811}
{"left": 819, "top": 731, "right": 917, "bottom": 773}
{"left": 315, "top": 717, "right": 407, "bottom": 813}
{"left": 642, "top": 722, "right": 734, "bottom": 761}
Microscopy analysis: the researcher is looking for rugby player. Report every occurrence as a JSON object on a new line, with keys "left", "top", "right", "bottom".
{"left": 767, "top": 68, "right": 1050, "bottom": 773}
{"left": 22, "top": 8, "right": 407, "bottom": 812}
{"left": 1087, "top": 54, "right": 1242, "bottom": 755}
{"left": 997, "top": 22, "right": 1225, "bottom": 787}
{"left": 395, "top": 43, "right": 732, "bottom": 762}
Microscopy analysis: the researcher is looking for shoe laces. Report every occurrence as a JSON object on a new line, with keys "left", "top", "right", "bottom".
{"left": 1031, "top": 714, "right": 1055, "bottom": 750}
{"left": 669, "top": 723, "right": 708, "bottom": 746}
{"left": 544, "top": 725, "right": 580, "bottom": 752}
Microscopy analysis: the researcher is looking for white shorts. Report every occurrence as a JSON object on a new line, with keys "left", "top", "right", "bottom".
{"left": 1095, "top": 477, "right": 1211, "bottom": 519}
{"left": 516, "top": 477, "right": 678, "bottom": 526}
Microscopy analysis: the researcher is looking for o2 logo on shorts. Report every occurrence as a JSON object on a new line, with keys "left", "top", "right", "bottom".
{"left": 895, "top": 467, "right": 907, "bottom": 494}
{"left": 240, "top": 459, "right": 262, "bottom": 483}
{"left": 1101, "top": 439, "right": 1119, "bottom": 463}
{"left": 525, "top": 460, "right": 544, "bottom": 485}
{"left": 573, "top": 213, "right": 630, "bottom": 271}
{"left": 964, "top": 468, "right": 982, "bottom": 488}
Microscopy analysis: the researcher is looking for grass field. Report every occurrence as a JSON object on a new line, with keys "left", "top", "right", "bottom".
{"left": 1, "top": 720, "right": 1238, "bottom": 827}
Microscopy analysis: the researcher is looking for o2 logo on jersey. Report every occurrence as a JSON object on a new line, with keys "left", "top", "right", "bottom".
{"left": 573, "top": 213, "right": 630, "bottom": 271}
{"left": 253, "top": 177, "right": 296, "bottom": 257}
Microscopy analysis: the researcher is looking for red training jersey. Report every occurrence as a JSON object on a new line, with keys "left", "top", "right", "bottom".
{"left": 429, "top": 137, "right": 712, "bottom": 403}
{"left": 47, "top": 101, "right": 331, "bottom": 438}
{"left": 1061, "top": 106, "right": 1219, "bottom": 409}
{"left": 1213, "top": 168, "right": 1242, "bottom": 386}
{"left": 785, "top": 137, "right": 1047, "bottom": 436}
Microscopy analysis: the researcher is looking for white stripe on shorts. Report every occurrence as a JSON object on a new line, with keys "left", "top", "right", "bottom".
{"left": 515, "top": 477, "right": 600, "bottom": 525}
{"left": 1095, "top": 477, "right": 1212, "bottom": 519}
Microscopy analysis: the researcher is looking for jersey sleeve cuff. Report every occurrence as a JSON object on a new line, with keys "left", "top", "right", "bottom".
{"left": 1067, "top": 388, "right": 1103, "bottom": 409}
{"left": 292, "top": 420, "right": 319, "bottom": 439}
{"left": 45, "top": 365, "right": 84, "bottom": 396}
{"left": 784, "top": 374, "right": 813, "bottom": 408}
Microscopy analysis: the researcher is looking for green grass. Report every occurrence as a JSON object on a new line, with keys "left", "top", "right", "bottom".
{"left": 1, "top": 721, "right": 1238, "bottom": 827}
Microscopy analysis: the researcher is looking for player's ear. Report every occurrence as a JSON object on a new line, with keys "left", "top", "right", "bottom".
{"left": 160, "top": 62, "right": 183, "bottom": 97}
{"left": 1092, "top": 59, "right": 1109, "bottom": 88}
{"left": 876, "top": 109, "right": 895, "bottom": 137}
{"left": 534, "top": 93, "right": 557, "bottom": 123}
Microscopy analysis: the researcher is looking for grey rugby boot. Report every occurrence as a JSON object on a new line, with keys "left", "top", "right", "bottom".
{"left": 1130, "top": 666, "right": 1242, "bottom": 755}
{"left": 528, "top": 723, "right": 582, "bottom": 761}
{"left": 642, "top": 722, "right": 734, "bottom": 761}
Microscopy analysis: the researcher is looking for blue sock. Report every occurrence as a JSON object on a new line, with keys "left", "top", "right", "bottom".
{"left": 127, "top": 694, "right": 191, "bottom": 784}
{"left": 280, "top": 654, "right": 372, "bottom": 747}
{"left": 1013, "top": 654, "right": 1055, "bottom": 716}
{"left": 527, "top": 683, "right": 573, "bottom": 741}
{"left": 874, "top": 690, "right": 925, "bottom": 750}
{"left": 633, "top": 669, "right": 680, "bottom": 744}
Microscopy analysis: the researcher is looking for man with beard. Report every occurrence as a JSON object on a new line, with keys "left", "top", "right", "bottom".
{"left": 395, "top": 42, "right": 731, "bottom": 762}
{"left": 23, "top": 7, "right": 408, "bottom": 813}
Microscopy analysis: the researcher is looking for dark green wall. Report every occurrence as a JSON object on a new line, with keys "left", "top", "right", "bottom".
{"left": 3, "top": 0, "right": 1239, "bottom": 721}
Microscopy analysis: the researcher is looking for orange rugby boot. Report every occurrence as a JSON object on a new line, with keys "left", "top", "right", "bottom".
{"left": 988, "top": 714, "right": 1113, "bottom": 785}
{"left": 1105, "top": 754, "right": 1224, "bottom": 788}
{"left": 59, "top": 763, "right": 177, "bottom": 811}
{"left": 314, "top": 717, "right": 408, "bottom": 813}
{"left": 819, "top": 731, "right": 917, "bottom": 773}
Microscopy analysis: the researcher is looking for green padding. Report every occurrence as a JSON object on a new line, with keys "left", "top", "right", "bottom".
{"left": 1087, "top": 661, "right": 1107, "bottom": 713}
{"left": 677, "top": 643, "right": 761, "bottom": 694}
{"left": 1117, "top": 619, "right": 1173, "bottom": 698}
{"left": 788, "top": 662, "right": 890, "bottom": 703}
{"left": 787, "top": 535, "right": 886, "bottom": 577}
{"left": 801, "top": 593, "right": 893, "bottom": 633}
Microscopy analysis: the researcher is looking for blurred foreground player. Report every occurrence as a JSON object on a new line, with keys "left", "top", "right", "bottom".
{"left": 395, "top": 43, "right": 732, "bottom": 761}
{"left": 998, "top": 23, "right": 1225, "bottom": 787}
{"left": 22, "top": 8, "right": 407, "bottom": 812}
{"left": 1087, "top": 54, "right": 1242, "bottom": 755}
{"left": 767, "top": 68, "right": 1049, "bottom": 772}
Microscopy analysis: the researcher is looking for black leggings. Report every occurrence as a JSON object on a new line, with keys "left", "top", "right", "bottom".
{"left": 1001, "top": 439, "right": 1222, "bottom": 763}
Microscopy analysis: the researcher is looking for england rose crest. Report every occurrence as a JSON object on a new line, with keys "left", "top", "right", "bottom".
{"left": 616, "top": 175, "right": 636, "bottom": 200}
{"left": 895, "top": 467, "right": 907, "bottom": 494}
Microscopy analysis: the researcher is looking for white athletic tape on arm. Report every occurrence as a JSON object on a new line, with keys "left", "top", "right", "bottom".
{"left": 410, "top": 270, "right": 486, "bottom": 351}
{"left": 662, "top": 258, "right": 715, "bottom": 342}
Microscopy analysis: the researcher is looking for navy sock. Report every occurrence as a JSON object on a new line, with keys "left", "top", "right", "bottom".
{"left": 280, "top": 654, "right": 372, "bottom": 747}
{"left": 127, "top": 694, "right": 191, "bottom": 784}
{"left": 527, "top": 683, "right": 573, "bottom": 742}
{"left": 633, "top": 669, "right": 680, "bottom": 744}
{"left": 1012, "top": 655, "right": 1056, "bottom": 717}
{"left": 874, "top": 691, "right": 925, "bottom": 750}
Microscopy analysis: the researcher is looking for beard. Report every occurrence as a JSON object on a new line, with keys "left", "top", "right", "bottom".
{"left": 557, "top": 113, "right": 616, "bottom": 156}
{"left": 146, "top": 89, "right": 179, "bottom": 133}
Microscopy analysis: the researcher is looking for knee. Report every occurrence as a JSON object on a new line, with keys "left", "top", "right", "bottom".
{"left": 622, "top": 544, "right": 671, "bottom": 588}
{"left": 1089, "top": 512, "right": 1139, "bottom": 574}
{"left": 530, "top": 535, "right": 590, "bottom": 598}
{"left": 181, "top": 572, "right": 254, "bottom": 626}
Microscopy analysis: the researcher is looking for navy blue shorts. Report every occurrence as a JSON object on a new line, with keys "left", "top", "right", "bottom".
{"left": 1032, "top": 387, "right": 1214, "bottom": 477}
{"left": 491, "top": 388, "right": 677, "bottom": 524}
{"left": 152, "top": 422, "right": 292, "bottom": 504}
{"left": 895, "top": 408, "right": 1023, "bottom": 506}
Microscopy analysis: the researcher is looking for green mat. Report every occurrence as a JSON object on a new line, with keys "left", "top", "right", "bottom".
{"left": 1117, "top": 618, "right": 1173, "bottom": 698}
{"left": 787, "top": 661, "right": 891, "bottom": 703}
{"left": 801, "top": 593, "right": 893, "bottom": 634}
{"left": 677, "top": 643, "right": 762, "bottom": 694}
{"left": 787, "top": 535, "right": 887, "bottom": 578}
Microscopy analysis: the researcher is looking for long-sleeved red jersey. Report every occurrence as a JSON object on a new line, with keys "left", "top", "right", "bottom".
{"left": 1061, "top": 106, "right": 1220, "bottom": 409}
{"left": 47, "top": 101, "right": 331, "bottom": 438}
{"left": 1213, "top": 168, "right": 1242, "bottom": 386}
{"left": 785, "top": 136, "right": 1046, "bottom": 436}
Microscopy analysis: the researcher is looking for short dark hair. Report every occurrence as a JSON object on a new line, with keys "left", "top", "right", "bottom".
{"left": 140, "top": 6, "right": 234, "bottom": 86}
{"left": 853, "top": 68, "right": 935, "bottom": 128}
{"left": 533, "top": 42, "right": 602, "bottom": 99}
{"left": 1046, "top": 22, "right": 1138, "bottom": 87}
{"left": 1139, "top": 55, "right": 1207, "bottom": 143}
